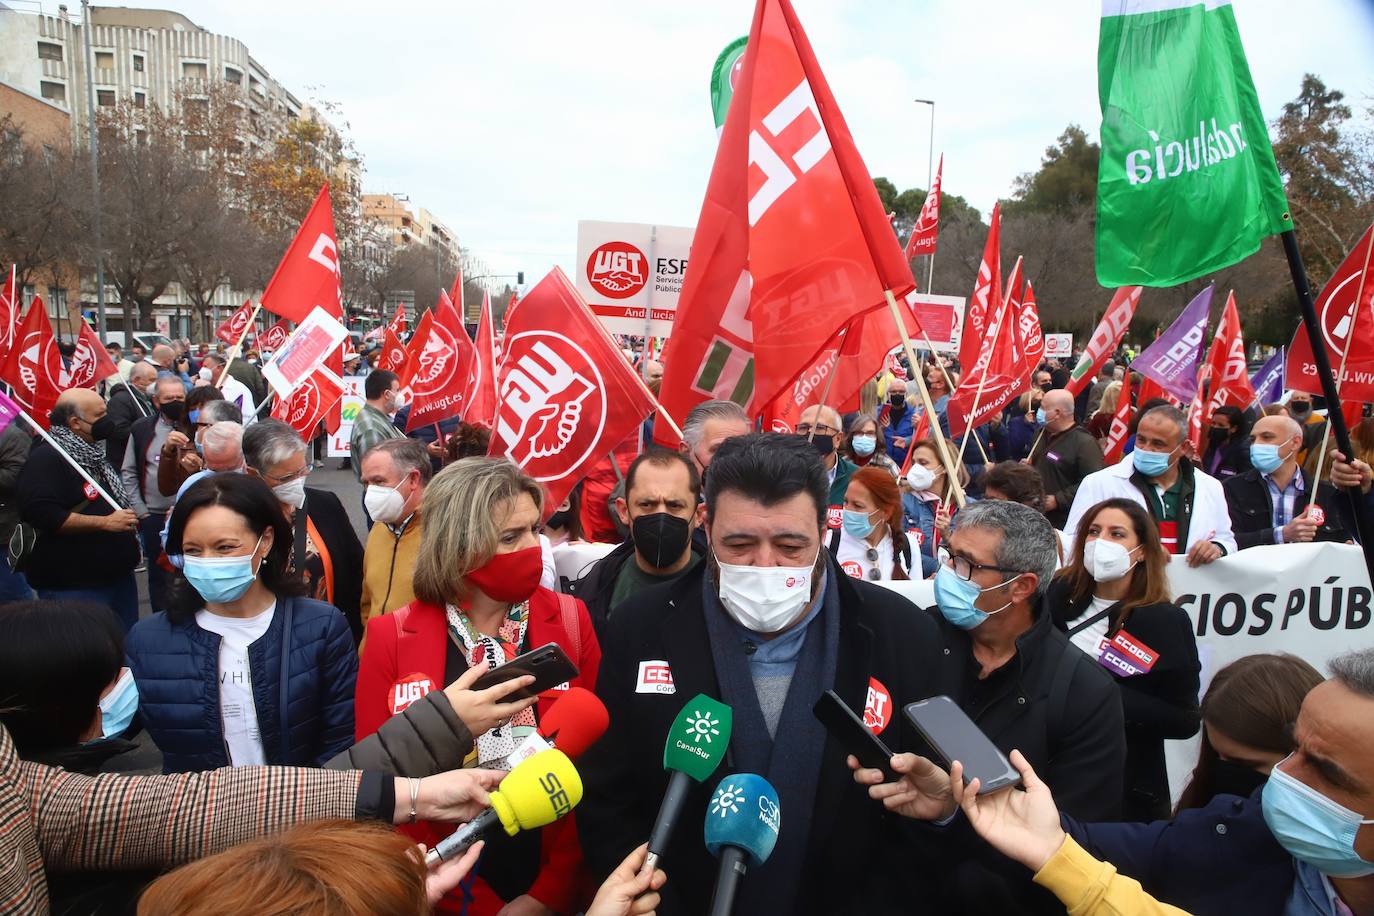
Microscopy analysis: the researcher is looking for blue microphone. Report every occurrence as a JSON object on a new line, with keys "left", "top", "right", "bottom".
{"left": 703, "top": 773, "right": 780, "bottom": 916}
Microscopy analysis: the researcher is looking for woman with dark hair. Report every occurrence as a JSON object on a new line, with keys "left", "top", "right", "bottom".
{"left": 841, "top": 413, "right": 900, "bottom": 478}
{"left": 1048, "top": 497, "right": 1201, "bottom": 820}
{"left": 1203, "top": 404, "right": 1252, "bottom": 480}
{"left": 126, "top": 474, "right": 356, "bottom": 773}
{"left": 833, "top": 466, "right": 914, "bottom": 580}
{"left": 1174, "top": 653, "right": 1324, "bottom": 813}
{"left": 444, "top": 421, "right": 493, "bottom": 464}
{"left": 980, "top": 461, "right": 1046, "bottom": 513}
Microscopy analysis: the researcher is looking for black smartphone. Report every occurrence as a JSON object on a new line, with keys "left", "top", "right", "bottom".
{"left": 470, "top": 643, "right": 579, "bottom": 701}
{"left": 813, "top": 689, "right": 897, "bottom": 780}
{"left": 904, "top": 696, "right": 1020, "bottom": 794}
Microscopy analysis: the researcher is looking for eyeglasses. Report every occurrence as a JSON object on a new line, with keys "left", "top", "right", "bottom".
{"left": 796, "top": 423, "right": 838, "bottom": 437}
{"left": 947, "top": 554, "right": 1024, "bottom": 582}
{"left": 264, "top": 465, "right": 311, "bottom": 484}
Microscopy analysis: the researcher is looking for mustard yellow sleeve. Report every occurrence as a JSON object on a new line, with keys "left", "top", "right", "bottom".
{"left": 1033, "top": 835, "right": 1194, "bottom": 916}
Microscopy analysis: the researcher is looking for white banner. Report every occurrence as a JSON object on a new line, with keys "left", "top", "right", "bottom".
{"left": 1044, "top": 333, "right": 1074, "bottom": 359}
{"left": 902, "top": 292, "right": 967, "bottom": 353}
{"left": 263, "top": 307, "right": 348, "bottom": 398}
{"left": 575, "top": 220, "right": 694, "bottom": 338}
{"left": 325, "top": 375, "right": 367, "bottom": 457}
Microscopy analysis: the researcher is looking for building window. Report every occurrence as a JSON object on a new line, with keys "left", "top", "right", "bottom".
{"left": 97, "top": 89, "right": 115, "bottom": 107}
{"left": 48, "top": 287, "right": 67, "bottom": 312}
{"left": 224, "top": 66, "right": 241, "bottom": 85}
{"left": 94, "top": 50, "right": 114, "bottom": 70}
{"left": 134, "top": 91, "right": 146, "bottom": 109}
{"left": 133, "top": 54, "right": 145, "bottom": 72}
{"left": 37, "top": 41, "right": 63, "bottom": 62}
{"left": 182, "top": 61, "right": 207, "bottom": 80}
{"left": 39, "top": 81, "right": 66, "bottom": 104}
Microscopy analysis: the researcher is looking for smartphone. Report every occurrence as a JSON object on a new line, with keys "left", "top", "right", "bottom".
{"left": 903, "top": 696, "right": 1020, "bottom": 794}
{"left": 813, "top": 689, "right": 897, "bottom": 780}
{"left": 470, "top": 643, "right": 579, "bottom": 700}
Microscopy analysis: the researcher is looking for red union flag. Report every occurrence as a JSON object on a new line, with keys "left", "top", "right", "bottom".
{"left": 0, "top": 299, "right": 63, "bottom": 424}
{"left": 463, "top": 290, "right": 499, "bottom": 429}
{"left": 1103, "top": 370, "right": 1133, "bottom": 463}
{"left": 449, "top": 271, "right": 464, "bottom": 314}
{"left": 1202, "top": 291, "right": 1256, "bottom": 417}
{"left": 491, "top": 268, "right": 654, "bottom": 515}
{"left": 1019, "top": 279, "right": 1045, "bottom": 381}
{"left": 215, "top": 300, "right": 256, "bottom": 346}
{"left": 259, "top": 185, "right": 343, "bottom": 323}
{"left": 1286, "top": 223, "right": 1374, "bottom": 399}
{"left": 259, "top": 318, "right": 291, "bottom": 352}
{"left": 386, "top": 303, "right": 407, "bottom": 337}
{"left": 271, "top": 369, "right": 344, "bottom": 439}
{"left": 1067, "top": 286, "right": 1144, "bottom": 396}
{"left": 380, "top": 327, "right": 411, "bottom": 377}
{"left": 403, "top": 292, "right": 475, "bottom": 432}
{"left": 959, "top": 203, "right": 1003, "bottom": 373}
{"left": 905, "top": 153, "right": 943, "bottom": 260}
{"left": 655, "top": 0, "right": 915, "bottom": 445}
{"left": 948, "top": 271, "right": 1023, "bottom": 438}
{"left": 0, "top": 265, "right": 17, "bottom": 354}
{"left": 66, "top": 322, "right": 119, "bottom": 389}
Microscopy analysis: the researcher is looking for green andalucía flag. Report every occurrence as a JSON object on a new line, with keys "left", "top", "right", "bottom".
{"left": 710, "top": 36, "right": 747, "bottom": 133}
{"left": 1096, "top": 0, "right": 1291, "bottom": 287}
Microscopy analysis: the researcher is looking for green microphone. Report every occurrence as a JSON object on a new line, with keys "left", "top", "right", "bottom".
{"left": 643, "top": 694, "right": 733, "bottom": 873}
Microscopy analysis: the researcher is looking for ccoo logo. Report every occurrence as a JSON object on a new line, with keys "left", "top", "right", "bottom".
{"left": 586, "top": 241, "right": 647, "bottom": 300}
{"left": 495, "top": 332, "right": 605, "bottom": 481}
{"left": 411, "top": 323, "right": 461, "bottom": 394}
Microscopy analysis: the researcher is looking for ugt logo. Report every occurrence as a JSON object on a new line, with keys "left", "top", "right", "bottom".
{"left": 496, "top": 333, "right": 605, "bottom": 480}
{"left": 587, "top": 241, "right": 647, "bottom": 300}
{"left": 411, "top": 323, "right": 460, "bottom": 394}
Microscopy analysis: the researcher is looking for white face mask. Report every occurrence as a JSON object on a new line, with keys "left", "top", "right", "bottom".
{"left": 272, "top": 477, "right": 307, "bottom": 510}
{"left": 1083, "top": 538, "right": 1138, "bottom": 583}
{"left": 906, "top": 464, "right": 936, "bottom": 492}
{"left": 364, "top": 483, "right": 408, "bottom": 524}
{"left": 715, "top": 552, "right": 818, "bottom": 634}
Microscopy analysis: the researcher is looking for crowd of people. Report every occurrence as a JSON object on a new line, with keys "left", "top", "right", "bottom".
{"left": 0, "top": 335, "right": 1371, "bottom": 916}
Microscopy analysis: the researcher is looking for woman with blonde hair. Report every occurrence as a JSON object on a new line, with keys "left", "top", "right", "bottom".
{"left": 1087, "top": 381, "right": 1122, "bottom": 442}
{"left": 356, "top": 457, "right": 600, "bottom": 916}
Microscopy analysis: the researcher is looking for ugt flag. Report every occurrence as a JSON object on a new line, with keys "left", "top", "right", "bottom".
{"left": 905, "top": 153, "right": 942, "bottom": 260}
{"left": 655, "top": 0, "right": 915, "bottom": 445}
{"left": 1285, "top": 223, "right": 1374, "bottom": 400}
{"left": 1096, "top": 0, "right": 1289, "bottom": 287}
{"left": 491, "top": 268, "right": 655, "bottom": 517}
{"left": 0, "top": 298, "right": 64, "bottom": 424}
{"left": 1133, "top": 284, "right": 1213, "bottom": 404}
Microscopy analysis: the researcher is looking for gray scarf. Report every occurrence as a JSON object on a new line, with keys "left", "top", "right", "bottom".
{"left": 49, "top": 425, "right": 129, "bottom": 508}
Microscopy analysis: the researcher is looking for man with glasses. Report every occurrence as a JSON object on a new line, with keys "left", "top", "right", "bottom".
{"left": 796, "top": 404, "right": 856, "bottom": 532}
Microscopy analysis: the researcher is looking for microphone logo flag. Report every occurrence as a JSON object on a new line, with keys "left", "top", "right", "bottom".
{"left": 685, "top": 709, "right": 722, "bottom": 745}
{"left": 703, "top": 772, "right": 780, "bottom": 868}
{"left": 665, "top": 694, "right": 733, "bottom": 780}
{"left": 710, "top": 781, "right": 746, "bottom": 818}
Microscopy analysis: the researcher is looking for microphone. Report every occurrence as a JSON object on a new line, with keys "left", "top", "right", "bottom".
{"left": 424, "top": 748, "right": 582, "bottom": 867}
{"left": 507, "top": 686, "right": 610, "bottom": 766}
{"left": 704, "top": 774, "right": 780, "bottom": 916}
{"left": 643, "top": 694, "right": 733, "bottom": 873}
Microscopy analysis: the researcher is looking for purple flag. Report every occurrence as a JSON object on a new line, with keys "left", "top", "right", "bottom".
{"left": 1250, "top": 348, "right": 1285, "bottom": 405}
{"left": 1134, "top": 285, "right": 1214, "bottom": 404}
{"left": 0, "top": 388, "right": 23, "bottom": 435}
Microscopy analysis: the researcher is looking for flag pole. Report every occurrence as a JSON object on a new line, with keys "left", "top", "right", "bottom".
{"left": 807, "top": 351, "right": 842, "bottom": 443}
{"left": 1280, "top": 228, "right": 1374, "bottom": 571}
{"left": 119, "top": 374, "right": 150, "bottom": 418}
{"left": 216, "top": 302, "right": 263, "bottom": 389}
{"left": 913, "top": 329, "right": 987, "bottom": 463}
{"left": 19, "top": 411, "right": 121, "bottom": 510}
{"left": 885, "top": 289, "right": 965, "bottom": 507}
{"left": 955, "top": 264, "right": 1021, "bottom": 467}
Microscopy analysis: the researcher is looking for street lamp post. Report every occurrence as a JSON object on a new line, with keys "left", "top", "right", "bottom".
{"left": 914, "top": 98, "right": 935, "bottom": 293}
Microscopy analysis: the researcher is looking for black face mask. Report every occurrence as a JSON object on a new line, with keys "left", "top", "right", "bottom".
{"left": 159, "top": 401, "right": 185, "bottom": 422}
{"left": 1290, "top": 402, "right": 1312, "bottom": 420}
{"left": 800, "top": 432, "right": 835, "bottom": 458}
{"left": 1208, "top": 758, "right": 1269, "bottom": 800}
{"left": 1207, "top": 427, "right": 1230, "bottom": 447}
{"left": 889, "top": 392, "right": 907, "bottom": 408}
{"left": 1039, "top": 381, "right": 1054, "bottom": 393}
{"left": 88, "top": 416, "right": 117, "bottom": 441}
{"left": 631, "top": 512, "right": 692, "bottom": 569}
{"left": 546, "top": 509, "right": 571, "bottom": 530}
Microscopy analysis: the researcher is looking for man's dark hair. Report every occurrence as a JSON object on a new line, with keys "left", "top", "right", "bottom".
{"left": 704, "top": 432, "right": 828, "bottom": 527}
{"left": 0, "top": 600, "right": 124, "bottom": 752}
{"left": 365, "top": 371, "right": 399, "bottom": 401}
{"left": 48, "top": 401, "right": 80, "bottom": 430}
{"left": 626, "top": 446, "right": 701, "bottom": 499}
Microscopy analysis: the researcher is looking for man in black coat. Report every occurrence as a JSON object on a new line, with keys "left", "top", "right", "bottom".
{"left": 1224, "top": 413, "right": 1351, "bottom": 548}
{"left": 1030, "top": 389, "right": 1105, "bottom": 529}
{"left": 578, "top": 433, "right": 946, "bottom": 915}
{"left": 104, "top": 361, "right": 155, "bottom": 468}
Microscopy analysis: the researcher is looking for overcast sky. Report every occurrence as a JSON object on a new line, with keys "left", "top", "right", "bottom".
{"left": 164, "top": 0, "right": 1374, "bottom": 289}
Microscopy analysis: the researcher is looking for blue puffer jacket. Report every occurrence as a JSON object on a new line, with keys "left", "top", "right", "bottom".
{"left": 126, "top": 595, "right": 357, "bottom": 773}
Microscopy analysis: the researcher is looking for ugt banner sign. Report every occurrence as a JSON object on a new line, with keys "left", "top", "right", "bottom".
{"left": 575, "top": 220, "right": 693, "bottom": 338}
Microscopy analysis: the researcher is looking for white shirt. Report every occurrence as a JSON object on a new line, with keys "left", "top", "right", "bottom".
{"left": 218, "top": 374, "right": 258, "bottom": 425}
{"left": 1066, "top": 595, "right": 1115, "bottom": 657}
{"left": 836, "top": 528, "right": 895, "bottom": 581}
{"left": 196, "top": 603, "right": 275, "bottom": 765}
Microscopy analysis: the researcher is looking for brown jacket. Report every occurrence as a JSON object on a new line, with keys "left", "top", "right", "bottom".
{"left": 0, "top": 723, "right": 366, "bottom": 915}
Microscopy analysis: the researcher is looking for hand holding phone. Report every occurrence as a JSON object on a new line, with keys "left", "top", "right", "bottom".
{"left": 814, "top": 690, "right": 896, "bottom": 780}
{"left": 904, "top": 696, "right": 1020, "bottom": 795}
{"left": 469, "top": 642, "right": 578, "bottom": 701}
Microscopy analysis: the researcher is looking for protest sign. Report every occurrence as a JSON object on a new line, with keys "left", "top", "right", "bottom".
{"left": 902, "top": 292, "right": 965, "bottom": 352}
{"left": 575, "top": 220, "right": 694, "bottom": 338}
{"left": 1043, "top": 333, "right": 1073, "bottom": 359}
{"left": 263, "top": 307, "right": 348, "bottom": 398}
{"left": 325, "top": 376, "right": 367, "bottom": 457}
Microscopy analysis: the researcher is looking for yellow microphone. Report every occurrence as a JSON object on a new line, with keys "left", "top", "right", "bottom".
{"left": 424, "top": 749, "right": 582, "bottom": 867}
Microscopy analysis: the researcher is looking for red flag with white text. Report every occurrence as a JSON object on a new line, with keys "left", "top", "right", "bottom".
{"left": 1103, "top": 370, "right": 1133, "bottom": 464}
{"left": 259, "top": 185, "right": 343, "bottom": 323}
{"left": 67, "top": 322, "right": 120, "bottom": 389}
{"left": 215, "top": 300, "right": 256, "bottom": 346}
{"left": 1285, "top": 223, "right": 1374, "bottom": 399}
{"left": 1204, "top": 291, "right": 1256, "bottom": 416}
{"left": 0, "top": 265, "right": 17, "bottom": 355}
{"left": 403, "top": 292, "right": 475, "bottom": 432}
{"left": 386, "top": 303, "right": 407, "bottom": 337}
{"left": 0, "top": 299, "right": 64, "bottom": 424}
{"left": 272, "top": 369, "right": 344, "bottom": 440}
{"left": 491, "top": 268, "right": 655, "bottom": 516}
{"left": 958, "top": 203, "right": 1003, "bottom": 374}
{"left": 905, "top": 153, "right": 942, "bottom": 260}
{"left": 1067, "top": 286, "right": 1144, "bottom": 396}
{"left": 655, "top": 0, "right": 915, "bottom": 445}
{"left": 1019, "top": 279, "right": 1045, "bottom": 383}
{"left": 464, "top": 290, "right": 499, "bottom": 429}
{"left": 948, "top": 268, "right": 1023, "bottom": 438}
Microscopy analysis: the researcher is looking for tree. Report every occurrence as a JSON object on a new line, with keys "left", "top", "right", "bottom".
{"left": 0, "top": 116, "right": 81, "bottom": 316}
{"left": 1004, "top": 125, "right": 1100, "bottom": 216}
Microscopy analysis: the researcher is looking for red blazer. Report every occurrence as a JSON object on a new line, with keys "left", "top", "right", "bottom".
{"left": 356, "top": 587, "right": 601, "bottom": 914}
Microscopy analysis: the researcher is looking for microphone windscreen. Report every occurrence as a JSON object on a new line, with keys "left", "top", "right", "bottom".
{"left": 538, "top": 687, "right": 609, "bottom": 759}
{"left": 663, "top": 694, "right": 733, "bottom": 781}
{"left": 703, "top": 773, "right": 780, "bottom": 867}
{"left": 490, "top": 748, "right": 584, "bottom": 836}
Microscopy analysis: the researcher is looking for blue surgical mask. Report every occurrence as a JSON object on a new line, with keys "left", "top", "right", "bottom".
{"left": 852, "top": 435, "right": 877, "bottom": 457}
{"left": 93, "top": 668, "right": 138, "bottom": 742}
{"left": 1131, "top": 446, "right": 1177, "bottom": 478}
{"left": 1250, "top": 443, "right": 1288, "bottom": 475}
{"left": 1035, "top": 407, "right": 1047, "bottom": 425}
{"left": 1262, "top": 758, "right": 1374, "bottom": 878}
{"left": 182, "top": 536, "right": 264, "bottom": 604}
{"left": 842, "top": 508, "right": 878, "bottom": 539}
{"left": 933, "top": 563, "right": 1017, "bottom": 630}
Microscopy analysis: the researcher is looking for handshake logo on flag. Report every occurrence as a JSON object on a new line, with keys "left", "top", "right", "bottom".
{"left": 496, "top": 335, "right": 605, "bottom": 476}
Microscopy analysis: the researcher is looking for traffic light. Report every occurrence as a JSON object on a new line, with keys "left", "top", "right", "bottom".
{"left": 517, "top": 271, "right": 525, "bottom": 285}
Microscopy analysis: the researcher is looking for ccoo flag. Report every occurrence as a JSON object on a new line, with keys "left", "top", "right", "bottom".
{"left": 1133, "top": 284, "right": 1214, "bottom": 404}
{"left": 655, "top": 0, "right": 916, "bottom": 445}
{"left": 1067, "top": 286, "right": 1143, "bottom": 396}
{"left": 1096, "top": 0, "right": 1290, "bottom": 287}
{"left": 1250, "top": 348, "right": 1284, "bottom": 405}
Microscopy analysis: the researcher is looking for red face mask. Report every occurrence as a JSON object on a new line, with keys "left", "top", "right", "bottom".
{"left": 465, "top": 543, "right": 543, "bottom": 604}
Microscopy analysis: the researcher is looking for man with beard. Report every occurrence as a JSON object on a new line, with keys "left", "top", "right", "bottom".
{"left": 569, "top": 447, "right": 705, "bottom": 637}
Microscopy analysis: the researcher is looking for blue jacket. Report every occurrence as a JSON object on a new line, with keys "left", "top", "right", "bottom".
{"left": 126, "top": 595, "right": 357, "bottom": 773}
{"left": 1065, "top": 790, "right": 1296, "bottom": 915}
{"left": 881, "top": 402, "right": 916, "bottom": 464}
